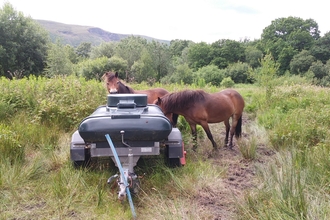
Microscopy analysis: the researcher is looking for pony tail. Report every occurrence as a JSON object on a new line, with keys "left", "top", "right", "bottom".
{"left": 235, "top": 116, "right": 242, "bottom": 138}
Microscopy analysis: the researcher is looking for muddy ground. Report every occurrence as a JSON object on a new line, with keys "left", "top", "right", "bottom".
{"left": 191, "top": 114, "right": 276, "bottom": 220}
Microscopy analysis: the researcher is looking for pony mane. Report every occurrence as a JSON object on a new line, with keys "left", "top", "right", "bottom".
{"left": 102, "top": 71, "right": 116, "bottom": 82}
{"left": 118, "top": 80, "right": 134, "bottom": 93}
{"left": 162, "top": 90, "right": 206, "bottom": 112}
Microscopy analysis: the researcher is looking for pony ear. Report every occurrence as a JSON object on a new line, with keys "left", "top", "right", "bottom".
{"left": 115, "top": 72, "right": 118, "bottom": 78}
{"left": 157, "top": 97, "right": 162, "bottom": 103}
{"left": 101, "top": 72, "right": 106, "bottom": 80}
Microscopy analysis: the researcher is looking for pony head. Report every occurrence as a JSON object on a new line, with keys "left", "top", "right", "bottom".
{"left": 102, "top": 71, "right": 119, "bottom": 94}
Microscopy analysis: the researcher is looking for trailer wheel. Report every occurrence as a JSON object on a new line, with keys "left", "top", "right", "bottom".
{"left": 73, "top": 148, "right": 91, "bottom": 168}
{"left": 167, "top": 157, "right": 182, "bottom": 168}
{"left": 129, "top": 175, "right": 140, "bottom": 196}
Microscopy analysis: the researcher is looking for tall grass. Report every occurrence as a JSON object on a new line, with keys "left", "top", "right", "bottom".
{"left": 136, "top": 155, "right": 227, "bottom": 219}
{"left": 237, "top": 84, "right": 330, "bottom": 219}
{"left": 0, "top": 75, "right": 106, "bottom": 130}
{"left": 1, "top": 75, "right": 330, "bottom": 219}
{"left": 0, "top": 76, "right": 234, "bottom": 219}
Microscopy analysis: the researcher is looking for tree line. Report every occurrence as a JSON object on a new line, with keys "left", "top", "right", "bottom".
{"left": 1, "top": 2, "right": 330, "bottom": 87}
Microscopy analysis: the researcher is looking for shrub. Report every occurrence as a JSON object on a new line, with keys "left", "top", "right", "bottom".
{"left": 224, "top": 62, "right": 250, "bottom": 84}
{"left": 75, "top": 57, "right": 111, "bottom": 80}
{"left": 220, "top": 77, "right": 235, "bottom": 88}
{"left": 193, "top": 65, "right": 225, "bottom": 86}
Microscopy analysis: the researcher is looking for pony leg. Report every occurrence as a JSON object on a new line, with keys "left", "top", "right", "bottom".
{"left": 228, "top": 115, "right": 241, "bottom": 149}
{"left": 200, "top": 122, "right": 218, "bottom": 150}
{"left": 189, "top": 124, "right": 198, "bottom": 151}
{"left": 224, "top": 119, "right": 230, "bottom": 147}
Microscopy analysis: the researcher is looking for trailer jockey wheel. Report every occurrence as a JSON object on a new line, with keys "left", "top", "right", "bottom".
{"left": 128, "top": 172, "right": 140, "bottom": 195}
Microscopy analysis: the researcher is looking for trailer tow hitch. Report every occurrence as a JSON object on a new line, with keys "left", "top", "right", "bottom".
{"left": 107, "top": 172, "right": 140, "bottom": 200}
{"left": 105, "top": 133, "right": 137, "bottom": 218}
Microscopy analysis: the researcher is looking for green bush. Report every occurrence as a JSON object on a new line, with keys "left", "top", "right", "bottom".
{"left": 75, "top": 57, "right": 111, "bottom": 80}
{"left": 224, "top": 62, "right": 250, "bottom": 84}
{"left": 193, "top": 64, "right": 225, "bottom": 86}
{"left": 161, "top": 63, "right": 193, "bottom": 85}
{"left": 220, "top": 77, "right": 235, "bottom": 88}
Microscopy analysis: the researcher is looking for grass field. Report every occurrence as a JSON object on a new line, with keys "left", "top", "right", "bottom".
{"left": 1, "top": 76, "right": 330, "bottom": 219}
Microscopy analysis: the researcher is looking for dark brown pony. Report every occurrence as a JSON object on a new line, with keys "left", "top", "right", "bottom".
{"left": 102, "top": 71, "right": 178, "bottom": 126}
{"left": 154, "top": 89, "right": 245, "bottom": 150}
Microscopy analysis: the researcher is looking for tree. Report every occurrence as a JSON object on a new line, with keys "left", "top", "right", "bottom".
{"left": 210, "top": 39, "right": 246, "bottom": 69}
{"left": 277, "top": 46, "right": 298, "bottom": 75}
{"left": 224, "top": 62, "right": 250, "bottom": 84}
{"left": 108, "top": 55, "right": 127, "bottom": 73}
{"left": 44, "top": 40, "right": 73, "bottom": 77}
{"left": 75, "top": 57, "right": 111, "bottom": 80}
{"left": 193, "top": 64, "right": 225, "bottom": 86}
{"left": 0, "top": 3, "right": 49, "bottom": 77}
{"left": 308, "top": 60, "right": 330, "bottom": 86}
{"left": 64, "top": 44, "right": 78, "bottom": 64}
{"left": 187, "top": 42, "right": 212, "bottom": 71}
{"left": 90, "top": 41, "right": 116, "bottom": 59}
{"left": 308, "top": 60, "right": 328, "bottom": 80}
{"left": 114, "top": 36, "right": 148, "bottom": 78}
{"left": 131, "top": 48, "right": 157, "bottom": 84}
{"left": 169, "top": 39, "right": 192, "bottom": 57}
{"left": 310, "top": 31, "right": 330, "bottom": 63}
{"left": 245, "top": 46, "right": 263, "bottom": 68}
{"left": 147, "top": 40, "right": 171, "bottom": 82}
{"left": 289, "top": 50, "right": 315, "bottom": 75}
{"left": 252, "top": 53, "right": 279, "bottom": 101}
{"left": 76, "top": 42, "right": 92, "bottom": 59}
{"left": 210, "top": 56, "right": 228, "bottom": 69}
{"left": 261, "top": 17, "right": 320, "bottom": 42}
{"left": 161, "top": 63, "right": 193, "bottom": 85}
{"left": 287, "top": 29, "right": 315, "bottom": 51}
{"left": 261, "top": 16, "right": 320, "bottom": 74}
{"left": 259, "top": 37, "right": 287, "bottom": 64}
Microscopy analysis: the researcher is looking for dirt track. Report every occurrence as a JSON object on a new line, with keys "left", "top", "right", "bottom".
{"left": 192, "top": 114, "right": 276, "bottom": 219}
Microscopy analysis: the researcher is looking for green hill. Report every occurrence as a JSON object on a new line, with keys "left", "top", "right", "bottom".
{"left": 36, "top": 19, "right": 170, "bottom": 47}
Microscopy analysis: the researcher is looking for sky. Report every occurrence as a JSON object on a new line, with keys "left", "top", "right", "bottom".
{"left": 1, "top": 0, "right": 329, "bottom": 43}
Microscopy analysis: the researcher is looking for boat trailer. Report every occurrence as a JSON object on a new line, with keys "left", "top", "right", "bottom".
{"left": 70, "top": 94, "right": 186, "bottom": 215}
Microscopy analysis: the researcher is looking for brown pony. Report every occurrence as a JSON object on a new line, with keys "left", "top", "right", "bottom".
{"left": 154, "top": 89, "right": 245, "bottom": 150}
{"left": 101, "top": 71, "right": 178, "bottom": 126}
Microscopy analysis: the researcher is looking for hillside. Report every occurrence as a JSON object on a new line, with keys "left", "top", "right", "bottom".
{"left": 36, "top": 19, "right": 170, "bottom": 47}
